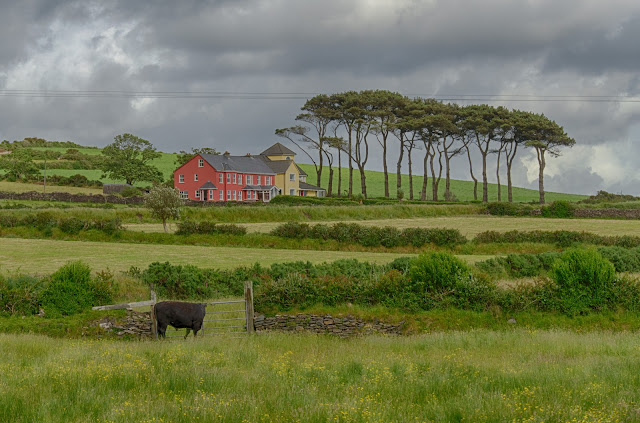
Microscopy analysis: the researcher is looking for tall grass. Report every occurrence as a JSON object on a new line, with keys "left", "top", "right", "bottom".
{"left": 0, "top": 331, "right": 638, "bottom": 422}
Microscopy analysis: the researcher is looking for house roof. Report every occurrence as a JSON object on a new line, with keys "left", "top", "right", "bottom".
{"left": 200, "top": 154, "right": 275, "bottom": 175}
{"left": 295, "top": 164, "right": 307, "bottom": 176}
{"left": 199, "top": 181, "right": 218, "bottom": 190}
{"left": 299, "top": 181, "right": 325, "bottom": 191}
{"left": 256, "top": 155, "right": 292, "bottom": 174}
{"left": 259, "top": 142, "right": 296, "bottom": 156}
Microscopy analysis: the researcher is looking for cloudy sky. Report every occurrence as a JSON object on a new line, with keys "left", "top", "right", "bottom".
{"left": 1, "top": 0, "right": 640, "bottom": 195}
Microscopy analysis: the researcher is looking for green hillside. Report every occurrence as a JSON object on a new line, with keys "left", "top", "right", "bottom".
{"left": 1, "top": 144, "right": 586, "bottom": 202}
{"left": 298, "top": 164, "right": 586, "bottom": 203}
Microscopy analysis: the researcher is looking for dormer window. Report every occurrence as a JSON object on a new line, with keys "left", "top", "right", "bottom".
{"left": 286, "top": 156, "right": 291, "bottom": 160}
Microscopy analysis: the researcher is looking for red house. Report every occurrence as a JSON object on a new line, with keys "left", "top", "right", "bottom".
{"left": 174, "top": 151, "right": 279, "bottom": 202}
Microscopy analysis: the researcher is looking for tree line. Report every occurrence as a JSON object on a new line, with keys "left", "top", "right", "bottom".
{"left": 276, "top": 90, "right": 575, "bottom": 204}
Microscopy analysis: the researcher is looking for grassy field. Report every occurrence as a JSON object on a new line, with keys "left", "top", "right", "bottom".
{"left": 0, "top": 181, "right": 103, "bottom": 195}
{"left": 125, "top": 215, "right": 640, "bottom": 238}
{"left": 298, "top": 164, "right": 587, "bottom": 203}
{"left": 1, "top": 330, "right": 639, "bottom": 422}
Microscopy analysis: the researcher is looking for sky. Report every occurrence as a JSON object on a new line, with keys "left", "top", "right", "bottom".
{"left": 1, "top": 0, "right": 640, "bottom": 196}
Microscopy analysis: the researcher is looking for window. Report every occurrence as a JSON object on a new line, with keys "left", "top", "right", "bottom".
{"left": 300, "top": 176, "right": 306, "bottom": 182}
{"left": 290, "top": 189, "right": 295, "bottom": 195}
{"left": 233, "top": 191, "right": 236, "bottom": 201}
{"left": 179, "top": 174, "right": 184, "bottom": 183}
{"left": 219, "top": 190, "right": 223, "bottom": 201}
{"left": 195, "top": 190, "right": 200, "bottom": 198}
{"left": 238, "top": 191, "right": 242, "bottom": 201}
{"left": 180, "top": 191, "right": 188, "bottom": 199}
{"left": 238, "top": 174, "right": 242, "bottom": 184}
{"left": 194, "top": 174, "right": 198, "bottom": 182}
{"left": 227, "top": 190, "right": 231, "bottom": 200}
{"left": 286, "top": 156, "right": 291, "bottom": 160}
{"left": 257, "top": 176, "right": 261, "bottom": 184}
{"left": 209, "top": 190, "right": 213, "bottom": 200}
{"left": 233, "top": 174, "right": 236, "bottom": 184}
{"left": 227, "top": 174, "right": 231, "bottom": 183}
{"left": 219, "top": 174, "right": 223, "bottom": 184}
{"left": 198, "top": 159, "right": 204, "bottom": 167}
{"left": 265, "top": 177, "right": 271, "bottom": 185}
{"left": 289, "top": 173, "right": 295, "bottom": 181}
{"left": 247, "top": 175, "right": 252, "bottom": 184}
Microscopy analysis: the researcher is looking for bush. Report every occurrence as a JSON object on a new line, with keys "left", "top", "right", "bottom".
{"left": 41, "top": 261, "right": 95, "bottom": 316}
{"left": 408, "top": 251, "right": 471, "bottom": 292}
{"left": 486, "top": 202, "right": 523, "bottom": 216}
{"left": 551, "top": 248, "right": 616, "bottom": 315}
{"left": 597, "top": 246, "right": 640, "bottom": 273}
{"left": 541, "top": 201, "right": 575, "bottom": 218}
{"left": 176, "top": 221, "right": 247, "bottom": 236}
{"left": 0, "top": 275, "right": 46, "bottom": 316}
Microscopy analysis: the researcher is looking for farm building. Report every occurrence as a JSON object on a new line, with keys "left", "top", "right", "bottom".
{"left": 173, "top": 142, "right": 325, "bottom": 202}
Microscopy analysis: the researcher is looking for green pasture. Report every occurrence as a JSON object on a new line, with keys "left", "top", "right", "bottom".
{"left": 0, "top": 181, "right": 103, "bottom": 195}
{"left": 1, "top": 330, "right": 639, "bottom": 422}
{"left": 0, "top": 238, "right": 493, "bottom": 275}
{"left": 126, "top": 215, "right": 640, "bottom": 238}
{"left": 298, "top": 163, "right": 587, "bottom": 203}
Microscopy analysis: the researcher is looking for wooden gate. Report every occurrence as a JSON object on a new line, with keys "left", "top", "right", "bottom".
{"left": 93, "top": 281, "right": 255, "bottom": 339}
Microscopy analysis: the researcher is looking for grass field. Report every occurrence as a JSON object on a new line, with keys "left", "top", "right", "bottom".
{"left": 0, "top": 181, "right": 103, "bottom": 195}
{"left": 1, "top": 330, "right": 639, "bottom": 422}
{"left": 298, "top": 164, "right": 587, "bottom": 203}
{"left": 125, "top": 215, "right": 640, "bottom": 238}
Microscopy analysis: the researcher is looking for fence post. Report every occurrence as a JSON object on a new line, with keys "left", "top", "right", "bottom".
{"left": 244, "top": 281, "right": 255, "bottom": 334}
{"left": 150, "top": 284, "right": 158, "bottom": 340}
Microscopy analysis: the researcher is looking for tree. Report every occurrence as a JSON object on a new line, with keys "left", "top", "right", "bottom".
{"left": 3, "top": 148, "right": 40, "bottom": 181}
{"left": 144, "top": 186, "right": 183, "bottom": 233}
{"left": 175, "top": 147, "right": 220, "bottom": 168}
{"left": 101, "top": 133, "right": 163, "bottom": 185}
{"left": 525, "top": 114, "right": 575, "bottom": 204}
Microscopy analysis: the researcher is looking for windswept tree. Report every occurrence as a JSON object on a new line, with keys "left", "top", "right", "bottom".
{"left": 144, "top": 186, "right": 183, "bottom": 233}
{"left": 101, "top": 133, "right": 162, "bottom": 185}
{"left": 525, "top": 114, "right": 576, "bottom": 204}
{"left": 440, "top": 103, "right": 466, "bottom": 201}
{"left": 275, "top": 94, "right": 335, "bottom": 187}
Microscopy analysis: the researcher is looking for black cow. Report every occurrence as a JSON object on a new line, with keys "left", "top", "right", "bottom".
{"left": 153, "top": 301, "right": 206, "bottom": 339}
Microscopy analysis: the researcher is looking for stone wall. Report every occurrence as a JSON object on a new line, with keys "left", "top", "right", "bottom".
{"left": 573, "top": 208, "right": 640, "bottom": 219}
{"left": 254, "top": 313, "right": 404, "bottom": 336}
{"left": 94, "top": 310, "right": 153, "bottom": 337}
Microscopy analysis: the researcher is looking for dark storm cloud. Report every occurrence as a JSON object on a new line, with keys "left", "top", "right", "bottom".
{"left": 1, "top": 0, "right": 640, "bottom": 194}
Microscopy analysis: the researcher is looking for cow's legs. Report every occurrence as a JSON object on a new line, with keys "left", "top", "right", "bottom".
{"left": 184, "top": 328, "right": 191, "bottom": 339}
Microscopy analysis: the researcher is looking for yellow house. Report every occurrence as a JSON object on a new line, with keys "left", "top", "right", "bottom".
{"left": 258, "top": 143, "right": 325, "bottom": 197}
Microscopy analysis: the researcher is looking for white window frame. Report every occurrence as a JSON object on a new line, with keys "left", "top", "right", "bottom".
{"left": 247, "top": 175, "right": 252, "bottom": 184}
{"left": 227, "top": 174, "right": 231, "bottom": 183}
{"left": 179, "top": 174, "right": 184, "bottom": 183}
{"left": 180, "top": 191, "right": 188, "bottom": 199}
{"left": 195, "top": 190, "right": 201, "bottom": 199}
{"left": 208, "top": 190, "right": 213, "bottom": 200}
{"left": 227, "top": 190, "right": 231, "bottom": 200}
{"left": 233, "top": 174, "right": 237, "bottom": 184}
{"left": 289, "top": 173, "right": 295, "bottom": 181}
{"left": 194, "top": 174, "right": 198, "bottom": 182}
{"left": 238, "top": 174, "right": 242, "bottom": 184}
{"left": 257, "top": 176, "right": 261, "bottom": 184}
{"left": 198, "top": 159, "right": 204, "bottom": 167}
{"left": 219, "top": 173, "right": 223, "bottom": 184}
{"left": 290, "top": 188, "right": 295, "bottom": 195}
{"left": 233, "top": 191, "right": 236, "bottom": 201}
{"left": 219, "top": 190, "right": 223, "bottom": 201}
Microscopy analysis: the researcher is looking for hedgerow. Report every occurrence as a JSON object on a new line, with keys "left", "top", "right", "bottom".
{"left": 270, "top": 222, "right": 466, "bottom": 248}
{"left": 0, "top": 211, "right": 122, "bottom": 235}
{"left": 474, "top": 230, "right": 640, "bottom": 248}
{"left": 175, "top": 221, "right": 247, "bottom": 236}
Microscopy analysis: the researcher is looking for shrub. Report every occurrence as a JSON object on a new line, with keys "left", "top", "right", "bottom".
{"left": 551, "top": 248, "right": 616, "bottom": 315}
{"left": 0, "top": 275, "right": 46, "bottom": 316}
{"left": 408, "top": 251, "right": 471, "bottom": 292}
{"left": 120, "top": 187, "right": 141, "bottom": 198}
{"left": 597, "top": 246, "right": 640, "bottom": 273}
{"left": 41, "top": 261, "right": 95, "bottom": 316}
{"left": 176, "top": 221, "right": 247, "bottom": 236}
{"left": 58, "top": 217, "right": 86, "bottom": 234}
{"left": 541, "top": 201, "right": 575, "bottom": 218}
{"left": 486, "top": 202, "right": 522, "bottom": 216}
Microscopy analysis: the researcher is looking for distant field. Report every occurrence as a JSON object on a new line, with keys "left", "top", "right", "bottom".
{"left": 2, "top": 144, "right": 587, "bottom": 200}
{"left": 126, "top": 216, "right": 640, "bottom": 238}
{"left": 0, "top": 181, "right": 103, "bottom": 195}
{"left": 298, "top": 164, "right": 587, "bottom": 203}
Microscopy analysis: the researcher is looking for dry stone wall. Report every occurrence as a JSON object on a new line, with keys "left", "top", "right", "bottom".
{"left": 254, "top": 313, "right": 404, "bottom": 336}
{"left": 0, "top": 191, "right": 144, "bottom": 204}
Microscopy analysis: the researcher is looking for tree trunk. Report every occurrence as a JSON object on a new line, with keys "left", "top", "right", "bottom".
{"left": 481, "top": 151, "right": 488, "bottom": 203}
{"left": 466, "top": 146, "right": 478, "bottom": 201}
{"left": 505, "top": 143, "right": 518, "bottom": 203}
{"left": 407, "top": 145, "right": 414, "bottom": 200}
{"left": 359, "top": 166, "right": 367, "bottom": 198}
{"left": 537, "top": 148, "right": 546, "bottom": 205}
{"left": 317, "top": 147, "right": 323, "bottom": 187}
{"left": 383, "top": 142, "right": 389, "bottom": 198}
{"left": 496, "top": 148, "right": 502, "bottom": 202}
{"left": 162, "top": 219, "right": 168, "bottom": 233}
{"left": 396, "top": 140, "right": 404, "bottom": 199}
{"left": 445, "top": 155, "right": 451, "bottom": 200}
{"left": 327, "top": 168, "right": 333, "bottom": 197}
{"left": 421, "top": 151, "right": 428, "bottom": 201}
{"left": 348, "top": 132, "right": 353, "bottom": 197}
{"left": 337, "top": 149, "right": 342, "bottom": 197}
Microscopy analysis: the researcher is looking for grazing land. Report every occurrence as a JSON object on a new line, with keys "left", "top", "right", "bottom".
{"left": 1, "top": 331, "right": 639, "bottom": 422}
{"left": 0, "top": 237, "right": 494, "bottom": 274}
